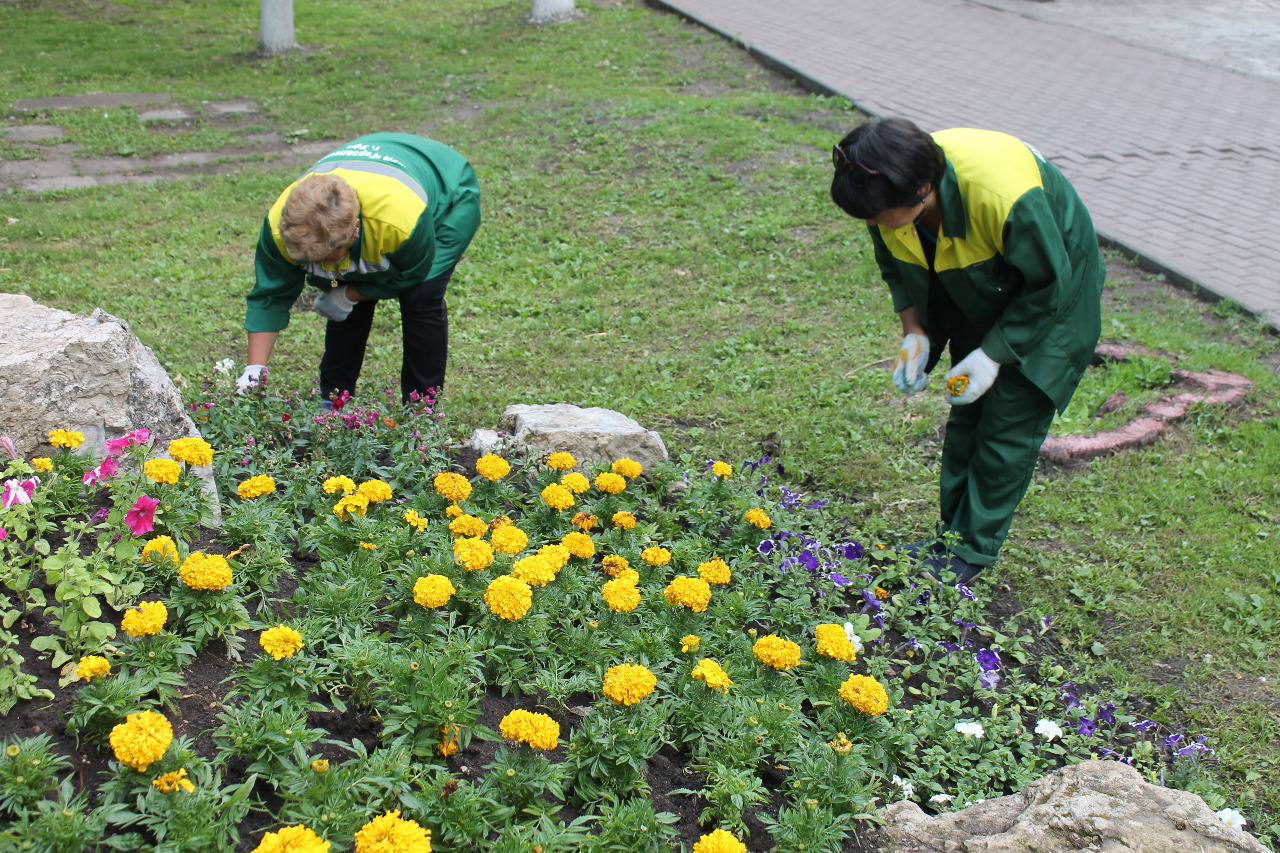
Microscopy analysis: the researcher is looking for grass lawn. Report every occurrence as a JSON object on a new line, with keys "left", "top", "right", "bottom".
{"left": 3, "top": 0, "right": 1278, "bottom": 845}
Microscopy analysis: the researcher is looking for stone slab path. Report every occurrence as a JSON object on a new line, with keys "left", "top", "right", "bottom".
{"left": 0, "top": 95, "right": 333, "bottom": 192}
{"left": 648, "top": 0, "right": 1280, "bottom": 330}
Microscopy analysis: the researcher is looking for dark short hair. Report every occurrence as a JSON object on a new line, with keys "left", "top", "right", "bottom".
{"left": 830, "top": 118, "right": 946, "bottom": 220}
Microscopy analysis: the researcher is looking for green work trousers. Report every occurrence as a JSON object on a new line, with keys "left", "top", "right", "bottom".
{"left": 938, "top": 364, "right": 1056, "bottom": 567}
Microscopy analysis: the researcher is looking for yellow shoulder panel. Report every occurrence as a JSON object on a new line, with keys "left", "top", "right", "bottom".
{"left": 931, "top": 129, "right": 1042, "bottom": 270}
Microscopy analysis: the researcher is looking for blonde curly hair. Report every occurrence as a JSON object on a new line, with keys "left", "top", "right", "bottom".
{"left": 280, "top": 174, "right": 360, "bottom": 261}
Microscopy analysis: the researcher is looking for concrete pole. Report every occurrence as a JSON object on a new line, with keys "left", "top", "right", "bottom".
{"left": 529, "top": 0, "right": 576, "bottom": 24}
{"left": 260, "top": 0, "right": 297, "bottom": 56}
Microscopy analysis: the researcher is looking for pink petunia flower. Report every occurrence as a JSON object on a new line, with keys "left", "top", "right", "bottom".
{"left": 83, "top": 455, "right": 120, "bottom": 487}
{"left": 104, "top": 428, "right": 150, "bottom": 457}
{"left": 2, "top": 477, "right": 39, "bottom": 508}
{"left": 125, "top": 495, "right": 160, "bottom": 535}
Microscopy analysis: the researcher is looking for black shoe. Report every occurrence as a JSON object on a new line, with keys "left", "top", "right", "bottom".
{"left": 922, "top": 553, "right": 984, "bottom": 584}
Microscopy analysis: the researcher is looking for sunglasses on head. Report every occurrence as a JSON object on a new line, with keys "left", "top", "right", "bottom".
{"left": 832, "top": 144, "right": 882, "bottom": 184}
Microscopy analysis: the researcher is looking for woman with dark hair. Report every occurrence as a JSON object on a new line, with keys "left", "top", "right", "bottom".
{"left": 831, "top": 118, "right": 1104, "bottom": 583}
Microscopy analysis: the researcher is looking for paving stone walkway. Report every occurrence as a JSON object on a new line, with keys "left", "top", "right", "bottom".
{"left": 649, "top": 0, "right": 1280, "bottom": 330}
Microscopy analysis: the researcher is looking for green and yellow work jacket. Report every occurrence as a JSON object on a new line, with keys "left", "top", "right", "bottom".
{"left": 246, "top": 133, "right": 481, "bottom": 333}
{"left": 870, "top": 127, "right": 1104, "bottom": 412}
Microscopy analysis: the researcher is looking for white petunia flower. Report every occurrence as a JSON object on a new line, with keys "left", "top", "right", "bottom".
{"left": 1035, "top": 719, "right": 1064, "bottom": 741}
{"left": 929, "top": 793, "right": 955, "bottom": 804}
{"left": 891, "top": 775, "right": 916, "bottom": 800}
{"left": 1216, "top": 808, "right": 1248, "bottom": 830}
{"left": 214, "top": 358, "right": 235, "bottom": 375}
{"left": 954, "top": 721, "right": 985, "bottom": 739}
{"left": 842, "top": 622, "right": 865, "bottom": 653}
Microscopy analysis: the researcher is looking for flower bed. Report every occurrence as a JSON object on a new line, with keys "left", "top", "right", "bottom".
{"left": 0, "top": 376, "right": 1255, "bottom": 851}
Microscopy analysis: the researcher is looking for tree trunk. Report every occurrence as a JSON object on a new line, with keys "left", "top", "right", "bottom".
{"left": 260, "top": 0, "right": 297, "bottom": 56}
{"left": 529, "top": 0, "right": 576, "bottom": 25}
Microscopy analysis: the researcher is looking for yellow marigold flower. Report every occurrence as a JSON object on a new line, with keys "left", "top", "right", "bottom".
{"left": 611, "top": 457, "right": 643, "bottom": 479}
{"left": 260, "top": 625, "right": 304, "bottom": 660}
{"left": 512, "top": 554, "right": 557, "bottom": 588}
{"left": 641, "top": 546, "right": 672, "bottom": 567}
{"left": 680, "top": 635, "right": 700, "bottom": 653}
{"left": 490, "top": 525, "right": 529, "bottom": 556}
{"left": 489, "top": 515, "right": 514, "bottom": 530}
{"left": 453, "top": 537, "right": 494, "bottom": 572}
{"left": 614, "top": 568, "right": 640, "bottom": 585}
{"left": 358, "top": 542, "right": 377, "bottom": 550}
{"left": 839, "top": 674, "right": 889, "bottom": 716}
{"left": 48, "top": 428, "right": 86, "bottom": 449}
{"left": 485, "top": 575, "right": 532, "bottom": 621}
{"left": 382, "top": 416, "right": 398, "bottom": 429}
{"left": 238, "top": 474, "right": 277, "bottom": 500}
{"left": 594, "top": 472, "right": 626, "bottom": 494}
{"left": 710, "top": 460, "right": 733, "bottom": 479}
{"left": 311, "top": 759, "right": 329, "bottom": 773}
{"left": 167, "top": 437, "right": 214, "bottom": 467}
{"left": 698, "top": 558, "right": 732, "bottom": 585}
{"left": 445, "top": 503, "right": 463, "bottom": 519}
{"left": 500, "top": 709, "right": 560, "bottom": 750}
{"left": 601, "top": 577, "right": 641, "bottom": 612}
{"left": 355, "top": 810, "right": 431, "bottom": 853}
{"left": 404, "top": 509, "right": 429, "bottom": 532}
{"left": 143, "top": 458, "right": 181, "bottom": 485}
{"left": 121, "top": 601, "right": 167, "bottom": 637}
{"left": 475, "top": 453, "right": 510, "bottom": 481}
{"left": 525, "top": 545, "right": 565, "bottom": 572}
{"left": 541, "top": 483, "right": 575, "bottom": 511}
{"left": 693, "top": 828, "right": 746, "bottom": 853}
{"left": 546, "top": 451, "right": 576, "bottom": 471}
{"left": 946, "top": 374, "right": 970, "bottom": 397}
{"left": 357, "top": 479, "right": 393, "bottom": 503}
{"left": 561, "top": 472, "right": 590, "bottom": 494}
{"left": 691, "top": 658, "right": 734, "bottom": 693}
{"left": 602, "top": 554, "right": 630, "bottom": 577}
{"left": 753, "top": 635, "right": 802, "bottom": 670}
{"left": 815, "top": 624, "right": 858, "bottom": 662}
{"left": 253, "top": 824, "right": 331, "bottom": 853}
{"left": 571, "top": 512, "right": 599, "bottom": 531}
{"left": 413, "top": 575, "right": 455, "bottom": 608}
{"left": 323, "top": 475, "right": 356, "bottom": 495}
{"left": 561, "top": 531, "right": 596, "bottom": 559}
{"left": 603, "top": 663, "right": 657, "bottom": 706}
{"left": 611, "top": 511, "right": 637, "bottom": 530}
{"left": 434, "top": 471, "right": 472, "bottom": 503}
{"left": 333, "top": 493, "right": 370, "bottom": 520}
{"left": 152, "top": 768, "right": 194, "bottom": 794}
{"left": 449, "top": 514, "right": 489, "bottom": 539}
{"left": 828, "top": 732, "right": 853, "bottom": 756}
{"left": 109, "top": 710, "right": 173, "bottom": 772}
{"left": 31, "top": 457, "right": 54, "bottom": 473}
{"left": 76, "top": 655, "right": 111, "bottom": 681}
{"left": 745, "top": 508, "right": 772, "bottom": 529}
{"left": 141, "top": 535, "right": 179, "bottom": 566}
{"left": 179, "top": 551, "right": 232, "bottom": 590}
{"left": 439, "top": 725, "right": 460, "bottom": 757}
{"left": 874, "top": 586, "right": 890, "bottom": 600}
{"left": 664, "top": 576, "right": 713, "bottom": 613}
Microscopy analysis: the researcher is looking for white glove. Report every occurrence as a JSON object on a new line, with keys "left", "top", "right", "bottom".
{"left": 892, "top": 333, "right": 930, "bottom": 394}
{"left": 944, "top": 348, "right": 1001, "bottom": 405}
{"left": 236, "top": 364, "right": 266, "bottom": 394}
{"left": 313, "top": 286, "right": 355, "bottom": 322}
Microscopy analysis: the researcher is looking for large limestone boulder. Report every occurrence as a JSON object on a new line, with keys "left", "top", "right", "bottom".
{"left": 465, "top": 403, "right": 668, "bottom": 469}
{"left": 0, "top": 294, "right": 200, "bottom": 455}
{"left": 883, "top": 760, "right": 1267, "bottom": 853}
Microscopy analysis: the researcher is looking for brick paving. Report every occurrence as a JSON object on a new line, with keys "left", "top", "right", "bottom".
{"left": 649, "top": 0, "right": 1280, "bottom": 330}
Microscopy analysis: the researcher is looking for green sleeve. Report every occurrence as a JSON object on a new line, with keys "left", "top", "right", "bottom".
{"left": 869, "top": 226, "right": 913, "bottom": 313}
{"left": 980, "top": 192, "right": 1070, "bottom": 364}
{"left": 246, "top": 218, "right": 305, "bottom": 333}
